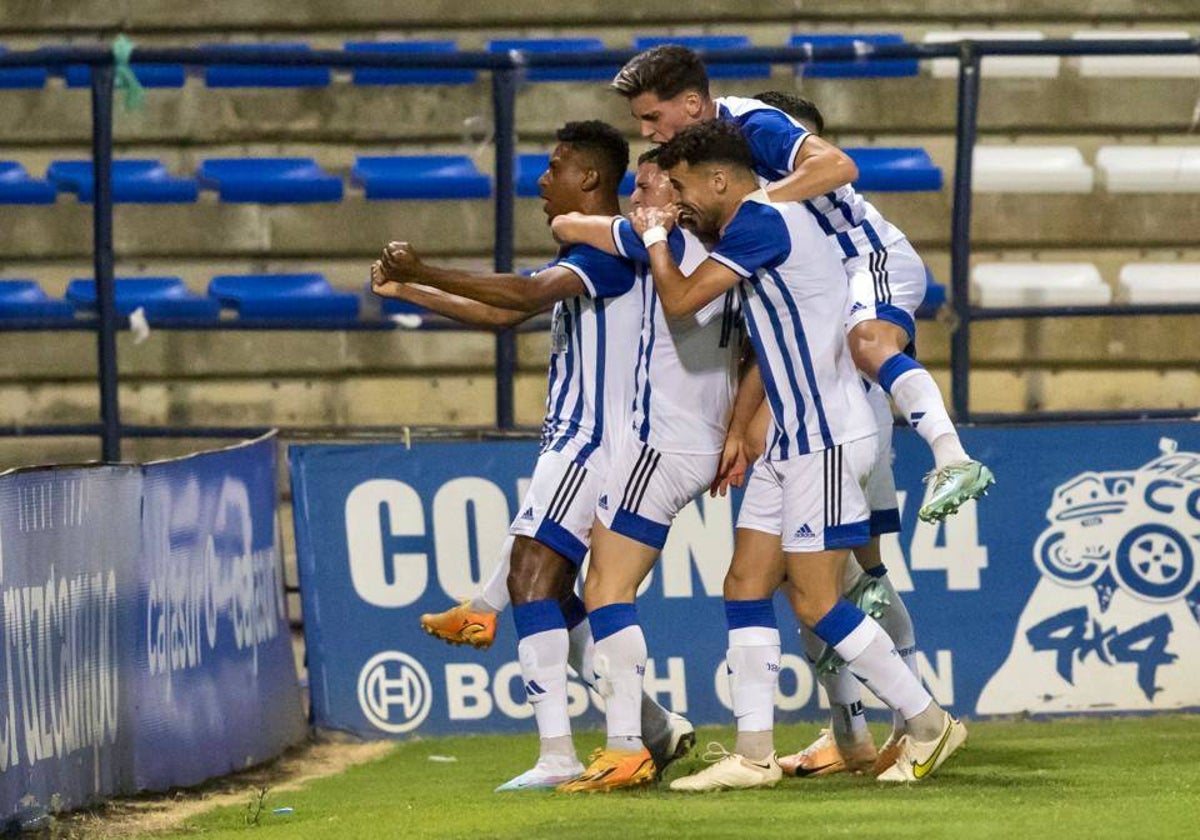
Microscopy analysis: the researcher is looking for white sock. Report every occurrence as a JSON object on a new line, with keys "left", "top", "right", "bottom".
{"left": 801, "top": 626, "right": 868, "bottom": 748}
{"left": 593, "top": 625, "right": 647, "bottom": 751}
{"left": 567, "top": 618, "right": 595, "bottom": 688}
{"left": 517, "top": 628, "right": 573, "bottom": 750}
{"left": 727, "top": 626, "right": 781, "bottom": 760}
{"left": 470, "top": 536, "right": 513, "bottom": 613}
{"left": 872, "top": 572, "right": 920, "bottom": 734}
{"left": 888, "top": 367, "right": 968, "bottom": 468}
{"left": 822, "top": 610, "right": 932, "bottom": 722}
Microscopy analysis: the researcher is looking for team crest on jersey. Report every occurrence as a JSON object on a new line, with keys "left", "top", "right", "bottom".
{"left": 978, "top": 439, "right": 1200, "bottom": 714}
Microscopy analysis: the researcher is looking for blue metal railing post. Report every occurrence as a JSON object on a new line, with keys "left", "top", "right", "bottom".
{"left": 492, "top": 62, "right": 519, "bottom": 430}
{"left": 949, "top": 43, "right": 981, "bottom": 424}
{"left": 90, "top": 63, "right": 122, "bottom": 461}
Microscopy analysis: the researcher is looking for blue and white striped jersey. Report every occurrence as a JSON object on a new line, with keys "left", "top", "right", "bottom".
{"left": 710, "top": 193, "right": 876, "bottom": 459}
{"left": 715, "top": 95, "right": 906, "bottom": 260}
{"left": 611, "top": 220, "right": 739, "bottom": 455}
{"left": 539, "top": 244, "right": 642, "bottom": 462}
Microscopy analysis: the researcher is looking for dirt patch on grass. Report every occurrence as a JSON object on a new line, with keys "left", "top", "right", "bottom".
{"left": 52, "top": 735, "right": 394, "bottom": 838}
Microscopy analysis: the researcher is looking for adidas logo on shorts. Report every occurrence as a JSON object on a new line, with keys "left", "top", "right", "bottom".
{"left": 520, "top": 507, "right": 536, "bottom": 521}
{"left": 598, "top": 494, "right": 609, "bottom": 510}
{"left": 849, "top": 301, "right": 868, "bottom": 314}
{"left": 794, "top": 523, "right": 816, "bottom": 540}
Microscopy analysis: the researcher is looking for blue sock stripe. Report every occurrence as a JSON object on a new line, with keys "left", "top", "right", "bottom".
{"left": 724, "top": 598, "right": 778, "bottom": 630}
{"left": 865, "top": 564, "right": 888, "bottom": 579}
{"left": 812, "top": 599, "right": 866, "bottom": 647}
{"left": 877, "top": 352, "right": 922, "bottom": 394}
{"left": 512, "top": 599, "right": 566, "bottom": 639}
{"left": 560, "top": 594, "right": 588, "bottom": 630}
{"left": 589, "top": 602, "right": 638, "bottom": 642}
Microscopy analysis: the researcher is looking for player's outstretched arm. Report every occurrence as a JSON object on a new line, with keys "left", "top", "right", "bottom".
{"left": 381, "top": 242, "right": 584, "bottom": 312}
{"left": 550, "top": 213, "right": 622, "bottom": 256}
{"left": 635, "top": 209, "right": 738, "bottom": 318}
{"left": 371, "top": 262, "right": 537, "bottom": 330}
{"left": 763, "top": 133, "right": 858, "bottom": 204}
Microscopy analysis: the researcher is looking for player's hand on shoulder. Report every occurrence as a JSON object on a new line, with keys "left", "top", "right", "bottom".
{"left": 630, "top": 205, "right": 675, "bottom": 236}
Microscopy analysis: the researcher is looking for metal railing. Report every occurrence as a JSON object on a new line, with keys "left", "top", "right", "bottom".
{"left": 1, "top": 37, "right": 1198, "bottom": 459}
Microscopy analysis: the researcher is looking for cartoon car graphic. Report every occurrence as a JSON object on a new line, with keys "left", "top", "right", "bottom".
{"left": 1033, "top": 443, "right": 1200, "bottom": 604}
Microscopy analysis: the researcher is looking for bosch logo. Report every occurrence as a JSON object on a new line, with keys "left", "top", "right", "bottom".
{"left": 357, "top": 651, "right": 432, "bottom": 734}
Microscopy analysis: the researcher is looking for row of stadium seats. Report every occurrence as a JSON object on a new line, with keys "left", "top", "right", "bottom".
{"left": 974, "top": 263, "right": 1200, "bottom": 305}
{"left": 1, "top": 30, "right": 1196, "bottom": 90}
{"left": 0, "top": 149, "right": 944, "bottom": 204}
{"left": 0, "top": 273, "right": 949, "bottom": 322}
{"left": 5, "top": 263, "right": 1197, "bottom": 324}
{"left": 6, "top": 145, "right": 1197, "bottom": 205}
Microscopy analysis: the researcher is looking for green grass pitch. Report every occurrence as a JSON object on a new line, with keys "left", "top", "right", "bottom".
{"left": 172, "top": 716, "right": 1197, "bottom": 839}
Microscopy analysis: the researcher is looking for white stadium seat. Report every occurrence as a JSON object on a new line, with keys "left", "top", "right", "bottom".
{"left": 1118, "top": 263, "right": 1200, "bottom": 303}
{"left": 1073, "top": 31, "right": 1200, "bottom": 78}
{"left": 923, "top": 30, "right": 1061, "bottom": 79}
{"left": 972, "top": 263, "right": 1111, "bottom": 306}
{"left": 1096, "top": 146, "right": 1200, "bottom": 192}
{"left": 972, "top": 146, "right": 1094, "bottom": 193}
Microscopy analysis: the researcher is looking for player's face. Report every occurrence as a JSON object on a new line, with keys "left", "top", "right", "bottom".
{"left": 628, "top": 91, "right": 703, "bottom": 144}
{"left": 666, "top": 162, "right": 722, "bottom": 238}
{"left": 536, "top": 143, "right": 587, "bottom": 221}
{"left": 629, "top": 162, "right": 675, "bottom": 210}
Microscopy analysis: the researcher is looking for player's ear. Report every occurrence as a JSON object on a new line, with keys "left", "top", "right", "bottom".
{"left": 579, "top": 167, "right": 600, "bottom": 192}
{"left": 711, "top": 167, "right": 727, "bottom": 195}
{"left": 684, "top": 91, "right": 704, "bottom": 118}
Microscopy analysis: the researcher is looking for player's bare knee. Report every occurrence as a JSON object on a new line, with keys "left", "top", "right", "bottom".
{"left": 849, "top": 322, "right": 907, "bottom": 379}
{"left": 507, "top": 537, "right": 575, "bottom": 606}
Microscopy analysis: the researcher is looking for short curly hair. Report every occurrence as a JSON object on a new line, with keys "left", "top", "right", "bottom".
{"left": 611, "top": 44, "right": 709, "bottom": 100}
{"left": 555, "top": 120, "right": 630, "bottom": 186}
{"left": 656, "top": 120, "right": 755, "bottom": 173}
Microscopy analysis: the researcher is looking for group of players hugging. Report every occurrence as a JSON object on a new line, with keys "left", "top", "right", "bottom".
{"left": 369, "top": 45, "right": 994, "bottom": 793}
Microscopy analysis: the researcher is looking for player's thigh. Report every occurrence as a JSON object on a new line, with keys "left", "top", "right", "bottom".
{"left": 844, "top": 240, "right": 928, "bottom": 366}
{"left": 727, "top": 462, "right": 787, "bottom": 600}
{"left": 583, "top": 519, "right": 660, "bottom": 610}
{"left": 783, "top": 548, "right": 850, "bottom": 627}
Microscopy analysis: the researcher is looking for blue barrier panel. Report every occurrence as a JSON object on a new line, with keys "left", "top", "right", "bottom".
{"left": 0, "top": 435, "right": 305, "bottom": 824}
{"left": 136, "top": 435, "right": 306, "bottom": 788}
{"left": 291, "top": 420, "right": 1200, "bottom": 739}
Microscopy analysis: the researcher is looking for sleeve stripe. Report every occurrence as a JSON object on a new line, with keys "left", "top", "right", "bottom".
{"left": 558, "top": 260, "right": 596, "bottom": 297}
{"left": 709, "top": 252, "right": 753, "bottom": 279}
{"left": 610, "top": 217, "right": 629, "bottom": 259}
{"left": 787, "top": 133, "right": 811, "bottom": 172}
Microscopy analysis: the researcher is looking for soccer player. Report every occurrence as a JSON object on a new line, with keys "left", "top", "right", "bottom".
{"left": 373, "top": 121, "right": 690, "bottom": 790}
{"left": 625, "top": 120, "right": 966, "bottom": 790}
{"left": 734, "top": 90, "right": 922, "bottom": 778}
{"left": 544, "top": 147, "right": 742, "bottom": 791}
{"left": 611, "top": 45, "right": 994, "bottom": 523}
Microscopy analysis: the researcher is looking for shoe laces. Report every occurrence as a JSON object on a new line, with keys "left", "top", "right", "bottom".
{"left": 700, "top": 741, "right": 736, "bottom": 764}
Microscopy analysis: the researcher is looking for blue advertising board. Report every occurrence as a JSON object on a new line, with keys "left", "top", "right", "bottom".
{"left": 290, "top": 421, "right": 1200, "bottom": 739}
{"left": 0, "top": 435, "right": 305, "bottom": 824}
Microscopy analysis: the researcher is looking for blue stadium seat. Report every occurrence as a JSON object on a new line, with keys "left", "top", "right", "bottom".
{"left": 789, "top": 34, "right": 917, "bottom": 78}
{"left": 65, "top": 63, "right": 186, "bottom": 88}
{"left": 198, "top": 158, "right": 343, "bottom": 203}
{"left": 345, "top": 41, "right": 476, "bottom": 85}
{"left": 846, "top": 148, "right": 943, "bottom": 192}
{"left": 208, "top": 273, "right": 360, "bottom": 319}
{"left": 516, "top": 154, "right": 634, "bottom": 196}
{"left": 916, "top": 269, "right": 947, "bottom": 319}
{"left": 204, "top": 43, "right": 330, "bottom": 88}
{"left": 0, "top": 280, "right": 74, "bottom": 319}
{"left": 66, "top": 277, "right": 220, "bottom": 320}
{"left": 352, "top": 156, "right": 491, "bottom": 199}
{"left": 632, "top": 36, "right": 769, "bottom": 79}
{"left": 0, "top": 162, "right": 56, "bottom": 204}
{"left": 46, "top": 160, "right": 199, "bottom": 203}
{"left": 488, "top": 38, "right": 616, "bottom": 82}
{"left": 0, "top": 47, "right": 47, "bottom": 89}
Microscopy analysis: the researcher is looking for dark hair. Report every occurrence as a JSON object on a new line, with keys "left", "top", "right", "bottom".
{"left": 611, "top": 44, "right": 709, "bottom": 100}
{"left": 752, "top": 90, "right": 825, "bottom": 135}
{"left": 556, "top": 120, "right": 630, "bottom": 186}
{"left": 657, "top": 120, "right": 755, "bottom": 173}
{"left": 636, "top": 146, "right": 662, "bottom": 166}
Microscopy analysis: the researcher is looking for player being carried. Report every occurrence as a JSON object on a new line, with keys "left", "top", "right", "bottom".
{"left": 371, "top": 121, "right": 692, "bottom": 791}
{"left": 611, "top": 45, "right": 994, "bottom": 523}
{"left": 615, "top": 119, "right": 966, "bottom": 790}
